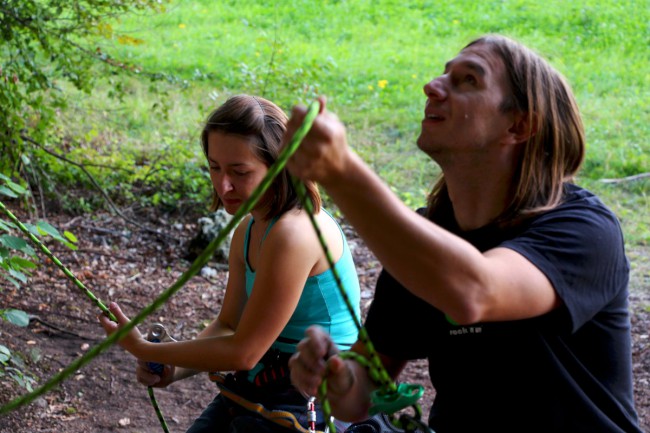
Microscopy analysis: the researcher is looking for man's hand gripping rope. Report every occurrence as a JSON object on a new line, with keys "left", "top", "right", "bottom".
{"left": 287, "top": 101, "right": 431, "bottom": 433}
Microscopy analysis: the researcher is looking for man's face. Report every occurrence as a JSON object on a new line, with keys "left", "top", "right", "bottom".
{"left": 416, "top": 43, "right": 516, "bottom": 164}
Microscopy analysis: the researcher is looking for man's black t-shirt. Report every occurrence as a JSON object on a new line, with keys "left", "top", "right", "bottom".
{"left": 364, "top": 184, "right": 641, "bottom": 433}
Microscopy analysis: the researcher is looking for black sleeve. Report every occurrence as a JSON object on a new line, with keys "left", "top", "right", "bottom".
{"left": 502, "top": 195, "right": 629, "bottom": 332}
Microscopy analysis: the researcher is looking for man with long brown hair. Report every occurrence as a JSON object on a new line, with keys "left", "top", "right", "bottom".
{"left": 285, "top": 35, "right": 642, "bottom": 432}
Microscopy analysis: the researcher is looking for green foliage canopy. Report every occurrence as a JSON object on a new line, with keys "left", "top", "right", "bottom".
{"left": 0, "top": 0, "right": 168, "bottom": 393}
{"left": 0, "top": 0, "right": 165, "bottom": 174}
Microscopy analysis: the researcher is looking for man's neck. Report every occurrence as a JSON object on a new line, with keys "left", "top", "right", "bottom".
{"left": 443, "top": 165, "right": 515, "bottom": 231}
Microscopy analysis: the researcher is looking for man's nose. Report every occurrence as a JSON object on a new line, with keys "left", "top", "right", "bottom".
{"left": 423, "top": 76, "right": 448, "bottom": 100}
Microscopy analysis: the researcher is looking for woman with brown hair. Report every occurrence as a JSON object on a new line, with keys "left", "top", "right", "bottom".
{"left": 100, "top": 95, "right": 361, "bottom": 433}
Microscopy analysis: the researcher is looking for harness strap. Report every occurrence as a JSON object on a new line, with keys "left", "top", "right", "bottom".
{"left": 209, "top": 373, "right": 328, "bottom": 433}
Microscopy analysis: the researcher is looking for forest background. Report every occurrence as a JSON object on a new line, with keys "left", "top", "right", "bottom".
{"left": 0, "top": 0, "right": 648, "bottom": 432}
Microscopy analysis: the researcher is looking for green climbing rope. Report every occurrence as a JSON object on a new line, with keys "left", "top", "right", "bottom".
{"left": 1, "top": 99, "right": 426, "bottom": 432}
{"left": 0, "top": 201, "right": 117, "bottom": 322}
{"left": 0, "top": 100, "right": 320, "bottom": 419}
{"left": 289, "top": 117, "right": 427, "bottom": 432}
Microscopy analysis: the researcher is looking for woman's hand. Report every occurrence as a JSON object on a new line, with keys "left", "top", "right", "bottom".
{"left": 136, "top": 359, "right": 175, "bottom": 388}
{"left": 98, "top": 302, "right": 147, "bottom": 357}
{"left": 284, "top": 97, "right": 353, "bottom": 187}
{"left": 289, "top": 325, "right": 354, "bottom": 398}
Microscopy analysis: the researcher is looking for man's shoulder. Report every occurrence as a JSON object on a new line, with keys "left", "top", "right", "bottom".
{"left": 538, "top": 183, "right": 620, "bottom": 228}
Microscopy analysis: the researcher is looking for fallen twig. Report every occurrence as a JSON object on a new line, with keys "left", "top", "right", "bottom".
{"left": 20, "top": 134, "right": 178, "bottom": 242}
{"left": 30, "top": 316, "right": 97, "bottom": 341}
{"left": 600, "top": 172, "right": 650, "bottom": 184}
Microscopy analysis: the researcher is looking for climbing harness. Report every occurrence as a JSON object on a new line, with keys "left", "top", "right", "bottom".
{"left": 208, "top": 371, "right": 327, "bottom": 433}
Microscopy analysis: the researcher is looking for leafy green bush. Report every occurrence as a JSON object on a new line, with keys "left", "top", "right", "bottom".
{"left": 0, "top": 173, "right": 80, "bottom": 390}
{"left": 0, "top": 308, "right": 37, "bottom": 392}
{"left": 0, "top": 0, "right": 169, "bottom": 197}
{"left": 0, "top": 174, "right": 78, "bottom": 292}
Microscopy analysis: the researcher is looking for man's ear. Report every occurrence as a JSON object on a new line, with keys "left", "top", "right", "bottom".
{"left": 507, "top": 111, "right": 538, "bottom": 145}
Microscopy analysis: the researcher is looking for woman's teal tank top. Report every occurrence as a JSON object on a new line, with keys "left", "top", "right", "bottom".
{"left": 243, "top": 210, "right": 361, "bottom": 354}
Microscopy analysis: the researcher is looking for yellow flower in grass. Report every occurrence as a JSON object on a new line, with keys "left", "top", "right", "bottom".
{"left": 179, "top": 23, "right": 186, "bottom": 29}
{"left": 378, "top": 79, "right": 388, "bottom": 89}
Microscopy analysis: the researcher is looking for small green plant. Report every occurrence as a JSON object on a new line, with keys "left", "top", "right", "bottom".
{"left": 0, "top": 173, "right": 80, "bottom": 393}
{"left": 0, "top": 344, "right": 38, "bottom": 392}
{"left": 0, "top": 175, "right": 78, "bottom": 290}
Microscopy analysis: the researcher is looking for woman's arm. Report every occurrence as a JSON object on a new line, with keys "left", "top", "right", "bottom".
{"left": 100, "top": 213, "right": 325, "bottom": 372}
{"left": 160, "top": 310, "right": 240, "bottom": 385}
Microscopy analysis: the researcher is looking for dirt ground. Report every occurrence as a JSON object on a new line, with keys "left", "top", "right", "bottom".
{"left": 0, "top": 206, "right": 648, "bottom": 433}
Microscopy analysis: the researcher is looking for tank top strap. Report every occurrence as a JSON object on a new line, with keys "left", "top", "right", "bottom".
{"left": 244, "top": 215, "right": 280, "bottom": 272}
{"left": 243, "top": 217, "right": 255, "bottom": 267}
{"left": 260, "top": 216, "right": 279, "bottom": 245}
{"left": 321, "top": 208, "right": 346, "bottom": 248}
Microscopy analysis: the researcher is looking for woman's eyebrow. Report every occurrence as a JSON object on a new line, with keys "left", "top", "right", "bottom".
{"left": 207, "top": 158, "right": 249, "bottom": 168}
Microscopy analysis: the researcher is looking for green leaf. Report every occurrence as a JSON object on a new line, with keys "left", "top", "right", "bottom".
{"left": 2, "top": 274, "right": 20, "bottom": 288}
{"left": 63, "top": 231, "right": 78, "bottom": 243}
{"left": 8, "top": 354, "right": 26, "bottom": 369}
{"left": 9, "top": 256, "right": 38, "bottom": 270}
{"left": 0, "top": 186, "right": 18, "bottom": 198}
{"left": 30, "top": 347, "right": 41, "bottom": 363}
{"left": 8, "top": 268, "right": 28, "bottom": 283}
{"left": 0, "top": 220, "right": 17, "bottom": 232}
{"left": 0, "top": 345, "right": 11, "bottom": 363}
{"left": 5, "top": 181, "right": 27, "bottom": 195}
{"left": 0, "top": 235, "right": 28, "bottom": 251}
{"left": 36, "top": 221, "right": 61, "bottom": 238}
{"left": 2, "top": 309, "right": 30, "bottom": 327}
{"left": 23, "top": 223, "right": 41, "bottom": 237}
{"left": 61, "top": 240, "right": 78, "bottom": 251}
{"left": 9, "top": 372, "right": 28, "bottom": 390}
{"left": 0, "top": 234, "right": 36, "bottom": 257}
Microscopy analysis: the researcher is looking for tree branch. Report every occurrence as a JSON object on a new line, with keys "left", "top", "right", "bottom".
{"left": 20, "top": 134, "right": 177, "bottom": 242}
{"left": 600, "top": 172, "right": 650, "bottom": 184}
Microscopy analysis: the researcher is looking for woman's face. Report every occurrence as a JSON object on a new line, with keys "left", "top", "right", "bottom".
{"left": 207, "top": 131, "right": 269, "bottom": 215}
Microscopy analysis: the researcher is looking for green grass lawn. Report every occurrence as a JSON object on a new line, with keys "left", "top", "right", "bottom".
{"left": 61, "top": 0, "right": 649, "bottom": 243}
